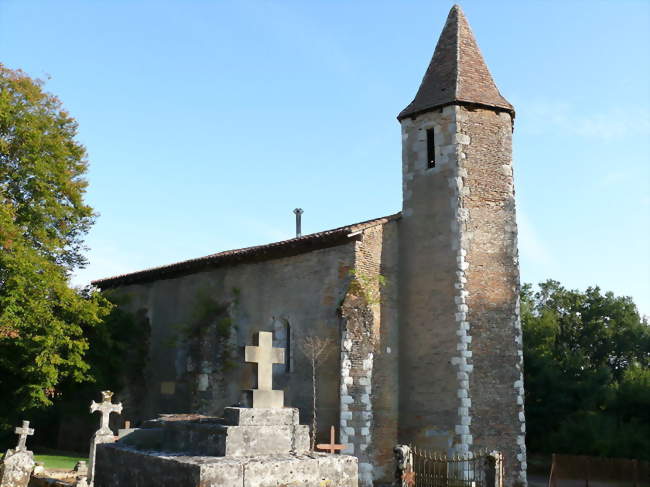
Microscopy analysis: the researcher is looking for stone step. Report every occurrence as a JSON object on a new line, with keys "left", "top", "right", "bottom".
{"left": 118, "top": 408, "right": 309, "bottom": 457}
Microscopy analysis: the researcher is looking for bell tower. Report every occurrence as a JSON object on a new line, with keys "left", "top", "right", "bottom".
{"left": 397, "top": 5, "right": 526, "bottom": 486}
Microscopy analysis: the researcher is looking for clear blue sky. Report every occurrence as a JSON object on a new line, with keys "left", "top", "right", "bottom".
{"left": 2, "top": 1, "right": 649, "bottom": 315}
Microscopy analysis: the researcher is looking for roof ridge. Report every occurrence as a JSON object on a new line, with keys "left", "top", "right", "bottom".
{"left": 92, "top": 212, "right": 401, "bottom": 288}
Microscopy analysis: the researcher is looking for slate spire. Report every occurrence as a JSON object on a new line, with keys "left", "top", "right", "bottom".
{"left": 398, "top": 5, "right": 513, "bottom": 120}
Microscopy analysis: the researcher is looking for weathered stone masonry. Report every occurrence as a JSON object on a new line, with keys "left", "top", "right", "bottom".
{"left": 340, "top": 222, "right": 399, "bottom": 486}
{"left": 459, "top": 106, "right": 526, "bottom": 484}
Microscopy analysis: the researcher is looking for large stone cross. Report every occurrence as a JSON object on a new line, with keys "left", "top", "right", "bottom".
{"left": 245, "top": 331, "right": 285, "bottom": 408}
{"left": 14, "top": 420, "right": 34, "bottom": 452}
{"left": 90, "top": 390, "right": 123, "bottom": 435}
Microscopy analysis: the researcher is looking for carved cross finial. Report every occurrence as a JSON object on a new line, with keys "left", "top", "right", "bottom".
{"left": 316, "top": 425, "right": 345, "bottom": 454}
{"left": 90, "top": 390, "right": 122, "bottom": 435}
{"left": 245, "top": 331, "right": 285, "bottom": 408}
{"left": 14, "top": 420, "right": 34, "bottom": 451}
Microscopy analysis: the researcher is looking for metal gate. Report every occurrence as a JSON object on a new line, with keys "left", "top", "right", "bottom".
{"left": 395, "top": 445, "right": 502, "bottom": 487}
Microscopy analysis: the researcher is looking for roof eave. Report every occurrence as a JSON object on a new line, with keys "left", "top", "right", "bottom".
{"left": 397, "top": 99, "right": 515, "bottom": 122}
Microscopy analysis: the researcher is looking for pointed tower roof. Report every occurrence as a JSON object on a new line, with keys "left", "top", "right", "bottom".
{"left": 398, "top": 5, "right": 513, "bottom": 120}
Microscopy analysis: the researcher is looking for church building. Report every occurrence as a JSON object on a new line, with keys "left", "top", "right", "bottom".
{"left": 94, "top": 5, "right": 527, "bottom": 486}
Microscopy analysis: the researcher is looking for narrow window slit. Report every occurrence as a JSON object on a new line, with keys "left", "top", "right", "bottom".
{"left": 426, "top": 128, "right": 436, "bottom": 168}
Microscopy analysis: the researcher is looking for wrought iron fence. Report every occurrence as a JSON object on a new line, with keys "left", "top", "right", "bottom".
{"left": 395, "top": 445, "right": 502, "bottom": 487}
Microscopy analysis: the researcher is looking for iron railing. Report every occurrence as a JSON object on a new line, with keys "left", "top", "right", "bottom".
{"left": 395, "top": 445, "right": 502, "bottom": 487}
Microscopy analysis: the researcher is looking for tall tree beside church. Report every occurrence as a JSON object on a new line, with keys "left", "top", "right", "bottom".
{"left": 0, "top": 65, "right": 111, "bottom": 425}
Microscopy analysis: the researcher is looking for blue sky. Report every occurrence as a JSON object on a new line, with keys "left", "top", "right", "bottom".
{"left": 1, "top": 1, "right": 649, "bottom": 315}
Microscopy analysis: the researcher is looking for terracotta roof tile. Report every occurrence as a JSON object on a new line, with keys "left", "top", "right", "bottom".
{"left": 92, "top": 213, "right": 401, "bottom": 289}
{"left": 398, "top": 4, "right": 513, "bottom": 120}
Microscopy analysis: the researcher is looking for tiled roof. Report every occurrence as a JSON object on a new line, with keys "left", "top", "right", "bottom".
{"left": 92, "top": 213, "right": 401, "bottom": 289}
{"left": 398, "top": 4, "right": 514, "bottom": 121}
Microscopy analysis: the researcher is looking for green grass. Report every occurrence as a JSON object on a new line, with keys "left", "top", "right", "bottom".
{"left": 33, "top": 454, "right": 87, "bottom": 470}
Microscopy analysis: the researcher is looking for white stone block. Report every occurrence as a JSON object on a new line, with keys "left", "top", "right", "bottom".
{"left": 461, "top": 434, "right": 473, "bottom": 444}
{"left": 456, "top": 133, "right": 471, "bottom": 145}
{"left": 341, "top": 411, "right": 352, "bottom": 421}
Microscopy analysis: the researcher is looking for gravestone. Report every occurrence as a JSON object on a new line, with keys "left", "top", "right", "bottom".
{"left": 0, "top": 420, "right": 35, "bottom": 487}
{"left": 244, "top": 331, "right": 285, "bottom": 408}
{"left": 87, "top": 391, "right": 122, "bottom": 486}
{"left": 93, "top": 330, "right": 358, "bottom": 486}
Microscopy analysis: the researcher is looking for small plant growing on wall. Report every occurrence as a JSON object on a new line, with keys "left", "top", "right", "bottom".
{"left": 348, "top": 269, "right": 386, "bottom": 306}
{"left": 299, "top": 336, "right": 334, "bottom": 451}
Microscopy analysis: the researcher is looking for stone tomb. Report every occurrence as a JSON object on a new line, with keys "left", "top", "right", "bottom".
{"left": 94, "top": 408, "right": 357, "bottom": 486}
{"left": 93, "top": 332, "right": 358, "bottom": 486}
{"left": 0, "top": 421, "right": 35, "bottom": 487}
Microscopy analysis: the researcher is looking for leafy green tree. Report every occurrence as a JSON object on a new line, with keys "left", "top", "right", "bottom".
{"left": 522, "top": 280, "right": 650, "bottom": 459}
{"left": 0, "top": 65, "right": 111, "bottom": 423}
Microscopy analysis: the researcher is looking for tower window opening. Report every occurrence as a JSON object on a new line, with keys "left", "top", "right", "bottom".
{"left": 426, "top": 128, "right": 436, "bottom": 168}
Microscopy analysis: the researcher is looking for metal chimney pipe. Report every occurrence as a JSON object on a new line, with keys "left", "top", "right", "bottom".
{"left": 293, "top": 208, "right": 304, "bottom": 237}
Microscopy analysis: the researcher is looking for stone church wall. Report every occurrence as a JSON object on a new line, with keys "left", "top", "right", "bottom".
{"left": 457, "top": 107, "right": 526, "bottom": 484}
{"left": 398, "top": 107, "right": 462, "bottom": 451}
{"left": 340, "top": 221, "right": 399, "bottom": 485}
{"left": 109, "top": 241, "right": 358, "bottom": 442}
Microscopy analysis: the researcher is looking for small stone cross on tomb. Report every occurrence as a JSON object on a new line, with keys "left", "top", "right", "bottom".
{"left": 90, "top": 390, "right": 123, "bottom": 435}
{"left": 14, "top": 420, "right": 34, "bottom": 452}
{"left": 245, "top": 331, "right": 285, "bottom": 408}
{"left": 316, "top": 425, "right": 345, "bottom": 454}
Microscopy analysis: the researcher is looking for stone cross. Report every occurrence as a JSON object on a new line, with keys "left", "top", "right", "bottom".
{"left": 14, "top": 420, "right": 34, "bottom": 452}
{"left": 316, "top": 425, "right": 345, "bottom": 454}
{"left": 88, "top": 391, "right": 122, "bottom": 485}
{"left": 90, "top": 390, "right": 122, "bottom": 435}
{"left": 245, "top": 331, "right": 285, "bottom": 408}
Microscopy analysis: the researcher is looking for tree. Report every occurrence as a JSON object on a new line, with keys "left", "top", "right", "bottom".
{"left": 0, "top": 65, "right": 111, "bottom": 425}
{"left": 521, "top": 280, "right": 650, "bottom": 459}
{"left": 299, "top": 336, "right": 334, "bottom": 450}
